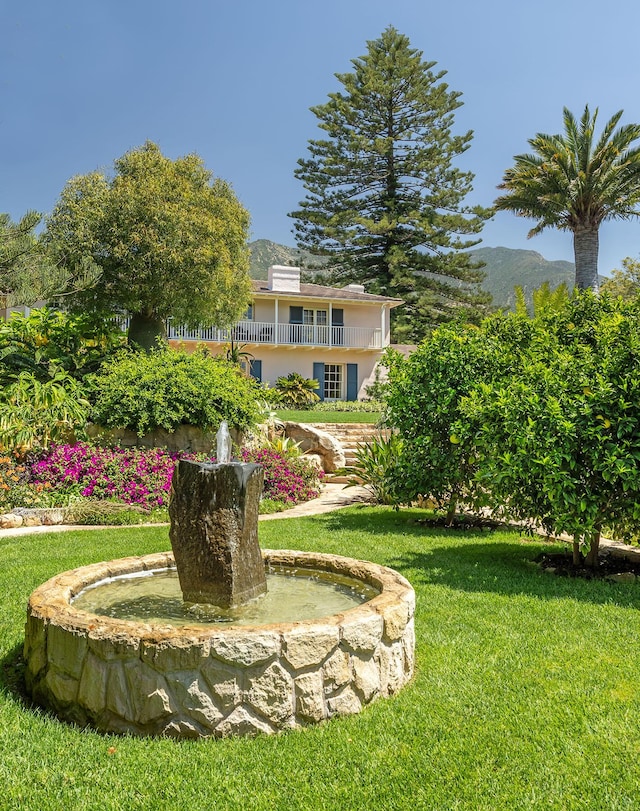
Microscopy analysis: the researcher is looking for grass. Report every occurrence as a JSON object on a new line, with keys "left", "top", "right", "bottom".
{"left": 3, "top": 507, "right": 640, "bottom": 809}
{"left": 276, "top": 409, "right": 380, "bottom": 423}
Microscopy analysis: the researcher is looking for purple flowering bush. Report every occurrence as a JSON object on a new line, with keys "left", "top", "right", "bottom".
{"left": 241, "top": 447, "right": 323, "bottom": 504}
{"left": 26, "top": 442, "right": 323, "bottom": 513}
{"left": 29, "top": 443, "right": 180, "bottom": 509}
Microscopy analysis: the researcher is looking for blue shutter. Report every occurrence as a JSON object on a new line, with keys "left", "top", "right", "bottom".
{"left": 249, "top": 359, "right": 262, "bottom": 382}
{"left": 346, "top": 363, "right": 358, "bottom": 401}
{"left": 313, "top": 362, "right": 325, "bottom": 401}
{"left": 331, "top": 308, "right": 344, "bottom": 345}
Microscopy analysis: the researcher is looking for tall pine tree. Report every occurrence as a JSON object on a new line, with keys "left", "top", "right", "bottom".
{"left": 290, "top": 27, "right": 491, "bottom": 342}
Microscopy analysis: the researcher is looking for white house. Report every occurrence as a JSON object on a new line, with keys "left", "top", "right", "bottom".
{"left": 168, "top": 265, "right": 403, "bottom": 401}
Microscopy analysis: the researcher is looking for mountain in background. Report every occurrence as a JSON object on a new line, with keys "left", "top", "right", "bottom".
{"left": 249, "top": 239, "right": 321, "bottom": 280}
{"left": 468, "top": 246, "right": 575, "bottom": 310}
{"left": 249, "top": 240, "right": 577, "bottom": 310}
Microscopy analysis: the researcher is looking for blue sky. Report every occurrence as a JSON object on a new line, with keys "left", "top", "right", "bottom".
{"left": 2, "top": 0, "right": 640, "bottom": 275}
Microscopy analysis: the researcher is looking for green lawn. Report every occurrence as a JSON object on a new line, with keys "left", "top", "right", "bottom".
{"left": 2, "top": 508, "right": 640, "bottom": 809}
{"left": 276, "top": 409, "right": 380, "bottom": 423}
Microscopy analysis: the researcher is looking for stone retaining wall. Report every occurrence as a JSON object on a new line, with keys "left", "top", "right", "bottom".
{"left": 24, "top": 550, "right": 415, "bottom": 738}
{"left": 1, "top": 508, "right": 67, "bottom": 529}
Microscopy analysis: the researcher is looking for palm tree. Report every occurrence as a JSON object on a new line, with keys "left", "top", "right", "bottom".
{"left": 495, "top": 106, "right": 640, "bottom": 291}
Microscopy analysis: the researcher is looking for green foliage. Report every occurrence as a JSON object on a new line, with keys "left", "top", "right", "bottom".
{"left": 256, "top": 498, "right": 288, "bottom": 514}
{"left": 385, "top": 294, "right": 640, "bottom": 562}
{"left": 274, "top": 372, "right": 321, "bottom": 409}
{"left": 343, "top": 433, "right": 403, "bottom": 505}
{"left": 460, "top": 292, "right": 640, "bottom": 565}
{"left": 601, "top": 256, "right": 640, "bottom": 300}
{"left": 514, "top": 281, "right": 570, "bottom": 317}
{"left": 0, "top": 307, "right": 123, "bottom": 384}
{"left": 364, "top": 365, "right": 389, "bottom": 402}
{"left": 0, "top": 371, "right": 90, "bottom": 452}
{"left": 290, "top": 26, "right": 492, "bottom": 341}
{"left": 0, "top": 308, "right": 119, "bottom": 453}
{"left": 384, "top": 328, "right": 506, "bottom": 518}
{"left": 496, "top": 105, "right": 640, "bottom": 291}
{"left": 260, "top": 434, "right": 302, "bottom": 459}
{"left": 62, "top": 500, "right": 163, "bottom": 525}
{"left": 44, "top": 141, "right": 252, "bottom": 347}
{"left": 89, "top": 346, "right": 262, "bottom": 435}
{"left": 1, "top": 211, "right": 100, "bottom": 308}
{"left": 224, "top": 340, "right": 253, "bottom": 366}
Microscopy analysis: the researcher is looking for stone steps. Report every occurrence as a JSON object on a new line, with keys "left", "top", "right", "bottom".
{"left": 308, "top": 423, "right": 390, "bottom": 480}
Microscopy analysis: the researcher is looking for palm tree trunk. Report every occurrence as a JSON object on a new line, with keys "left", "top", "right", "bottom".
{"left": 573, "top": 225, "right": 600, "bottom": 292}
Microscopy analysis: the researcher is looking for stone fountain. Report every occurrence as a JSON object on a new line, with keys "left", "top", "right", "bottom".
{"left": 23, "top": 424, "right": 415, "bottom": 738}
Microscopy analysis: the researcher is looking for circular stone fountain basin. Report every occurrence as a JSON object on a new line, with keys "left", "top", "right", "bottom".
{"left": 24, "top": 549, "right": 415, "bottom": 738}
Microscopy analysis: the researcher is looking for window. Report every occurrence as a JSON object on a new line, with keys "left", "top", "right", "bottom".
{"left": 324, "top": 364, "right": 343, "bottom": 400}
{"left": 303, "top": 309, "right": 327, "bottom": 326}
{"left": 302, "top": 309, "right": 328, "bottom": 344}
{"left": 243, "top": 304, "right": 254, "bottom": 321}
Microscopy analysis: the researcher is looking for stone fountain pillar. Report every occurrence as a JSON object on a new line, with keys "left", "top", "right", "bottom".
{"left": 168, "top": 459, "right": 267, "bottom": 607}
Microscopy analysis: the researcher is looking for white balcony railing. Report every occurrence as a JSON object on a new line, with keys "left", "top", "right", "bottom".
{"left": 167, "top": 320, "right": 383, "bottom": 349}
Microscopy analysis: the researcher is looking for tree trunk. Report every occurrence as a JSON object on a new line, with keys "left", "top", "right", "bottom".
{"left": 445, "top": 494, "right": 457, "bottom": 526}
{"left": 573, "top": 224, "right": 600, "bottom": 292}
{"left": 584, "top": 529, "right": 601, "bottom": 569}
{"left": 127, "top": 312, "right": 167, "bottom": 351}
{"left": 572, "top": 540, "right": 582, "bottom": 567}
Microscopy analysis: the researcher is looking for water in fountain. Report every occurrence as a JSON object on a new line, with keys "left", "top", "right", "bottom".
{"left": 71, "top": 421, "right": 378, "bottom": 626}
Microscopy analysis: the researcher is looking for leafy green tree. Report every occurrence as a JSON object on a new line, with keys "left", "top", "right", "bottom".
{"left": 601, "top": 257, "right": 640, "bottom": 300}
{"left": 45, "top": 142, "right": 252, "bottom": 349}
{"left": 460, "top": 293, "right": 640, "bottom": 567}
{"left": 290, "top": 26, "right": 491, "bottom": 342}
{"left": 495, "top": 106, "right": 640, "bottom": 292}
{"left": 384, "top": 327, "right": 506, "bottom": 520}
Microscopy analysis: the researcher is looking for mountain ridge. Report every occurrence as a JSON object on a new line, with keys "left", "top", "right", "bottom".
{"left": 248, "top": 240, "right": 577, "bottom": 310}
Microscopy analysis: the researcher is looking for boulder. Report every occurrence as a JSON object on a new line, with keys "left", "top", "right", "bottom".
{"left": 282, "top": 422, "right": 346, "bottom": 472}
{"left": 169, "top": 460, "right": 267, "bottom": 607}
{"left": 0, "top": 513, "right": 23, "bottom": 529}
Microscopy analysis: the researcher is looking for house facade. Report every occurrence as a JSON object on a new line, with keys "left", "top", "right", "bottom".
{"left": 169, "top": 265, "right": 403, "bottom": 401}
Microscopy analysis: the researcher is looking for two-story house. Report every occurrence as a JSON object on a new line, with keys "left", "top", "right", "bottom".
{"left": 169, "top": 265, "right": 403, "bottom": 401}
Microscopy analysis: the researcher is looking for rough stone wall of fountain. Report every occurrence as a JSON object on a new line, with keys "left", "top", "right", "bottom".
{"left": 24, "top": 550, "right": 415, "bottom": 738}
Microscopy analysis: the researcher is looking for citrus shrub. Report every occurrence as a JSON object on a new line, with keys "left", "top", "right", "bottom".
{"left": 384, "top": 328, "right": 506, "bottom": 519}
{"left": 460, "top": 292, "right": 640, "bottom": 566}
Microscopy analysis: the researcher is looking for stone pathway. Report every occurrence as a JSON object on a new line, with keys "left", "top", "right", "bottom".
{"left": 260, "top": 482, "right": 371, "bottom": 520}
{"left": 0, "top": 483, "right": 372, "bottom": 537}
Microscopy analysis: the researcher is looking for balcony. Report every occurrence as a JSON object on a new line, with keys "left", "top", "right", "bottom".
{"left": 167, "top": 320, "right": 383, "bottom": 350}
